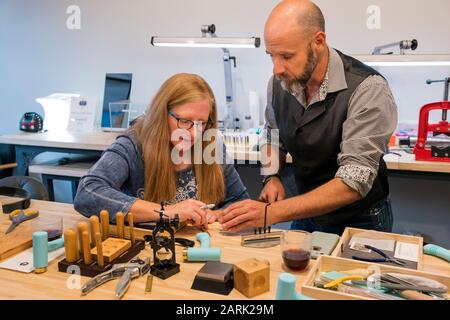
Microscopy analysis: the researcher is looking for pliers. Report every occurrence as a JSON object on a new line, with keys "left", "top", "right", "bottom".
{"left": 5, "top": 208, "right": 39, "bottom": 234}
{"left": 81, "top": 257, "right": 150, "bottom": 299}
{"left": 352, "top": 244, "right": 407, "bottom": 266}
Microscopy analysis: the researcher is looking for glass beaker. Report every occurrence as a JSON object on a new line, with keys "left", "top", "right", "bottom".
{"left": 281, "top": 230, "right": 312, "bottom": 271}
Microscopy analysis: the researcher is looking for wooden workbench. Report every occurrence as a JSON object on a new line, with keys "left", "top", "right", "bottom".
{"left": 0, "top": 131, "right": 117, "bottom": 176}
{"left": 231, "top": 149, "right": 450, "bottom": 174}
{"left": 1, "top": 131, "right": 450, "bottom": 176}
{"left": 0, "top": 130, "right": 118, "bottom": 151}
{"left": 384, "top": 151, "right": 450, "bottom": 174}
{"left": 0, "top": 199, "right": 449, "bottom": 300}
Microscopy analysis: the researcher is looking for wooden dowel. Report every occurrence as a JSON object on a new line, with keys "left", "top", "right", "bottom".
{"left": 95, "top": 232, "right": 104, "bottom": 267}
{"left": 77, "top": 221, "right": 89, "bottom": 255}
{"left": 100, "top": 210, "right": 109, "bottom": 241}
{"left": 116, "top": 212, "right": 124, "bottom": 239}
{"left": 89, "top": 215, "right": 100, "bottom": 247}
{"left": 81, "top": 230, "right": 92, "bottom": 265}
{"left": 63, "top": 229, "right": 79, "bottom": 263}
{"left": 127, "top": 212, "right": 135, "bottom": 244}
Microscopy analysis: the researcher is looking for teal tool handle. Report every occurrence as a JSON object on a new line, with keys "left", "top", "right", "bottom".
{"left": 33, "top": 231, "right": 48, "bottom": 269}
{"left": 196, "top": 232, "right": 211, "bottom": 248}
{"left": 187, "top": 247, "right": 221, "bottom": 261}
{"left": 48, "top": 237, "right": 65, "bottom": 252}
{"left": 186, "top": 232, "right": 221, "bottom": 261}
{"left": 423, "top": 244, "right": 450, "bottom": 262}
{"left": 275, "top": 273, "right": 314, "bottom": 300}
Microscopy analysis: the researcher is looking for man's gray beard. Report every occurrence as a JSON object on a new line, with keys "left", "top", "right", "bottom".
{"left": 279, "top": 44, "right": 317, "bottom": 92}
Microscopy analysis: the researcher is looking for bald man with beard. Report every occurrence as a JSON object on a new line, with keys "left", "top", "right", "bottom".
{"left": 221, "top": 0, "right": 398, "bottom": 235}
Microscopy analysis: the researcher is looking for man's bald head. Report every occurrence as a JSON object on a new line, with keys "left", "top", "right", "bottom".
{"left": 264, "top": 0, "right": 328, "bottom": 91}
{"left": 265, "top": 0, "right": 325, "bottom": 39}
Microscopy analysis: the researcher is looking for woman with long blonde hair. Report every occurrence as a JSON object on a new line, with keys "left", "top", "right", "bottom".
{"left": 74, "top": 73, "right": 249, "bottom": 228}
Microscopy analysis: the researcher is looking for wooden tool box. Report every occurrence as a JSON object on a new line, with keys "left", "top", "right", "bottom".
{"left": 331, "top": 227, "right": 424, "bottom": 270}
{"left": 301, "top": 255, "right": 450, "bottom": 300}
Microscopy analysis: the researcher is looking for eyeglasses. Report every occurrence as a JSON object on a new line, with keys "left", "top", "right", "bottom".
{"left": 168, "top": 111, "right": 212, "bottom": 130}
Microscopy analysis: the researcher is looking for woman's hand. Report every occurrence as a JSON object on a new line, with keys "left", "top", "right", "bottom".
{"left": 206, "top": 209, "right": 224, "bottom": 224}
{"left": 165, "top": 199, "right": 208, "bottom": 228}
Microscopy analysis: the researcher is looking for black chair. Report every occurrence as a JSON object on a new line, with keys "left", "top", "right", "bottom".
{"left": 0, "top": 176, "right": 49, "bottom": 201}
{"left": 0, "top": 144, "right": 16, "bottom": 178}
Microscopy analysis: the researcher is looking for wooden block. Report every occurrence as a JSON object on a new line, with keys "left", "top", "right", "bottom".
{"left": 0, "top": 224, "right": 32, "bottom": 261}
{"left": 233, "top": 258, "right": 270, "bottom": 298}
{"left": 90, "top": 237, "right": 131, "bottom": 263}
{"left": 0, "top": 209, "right": 33, "bottom": 261}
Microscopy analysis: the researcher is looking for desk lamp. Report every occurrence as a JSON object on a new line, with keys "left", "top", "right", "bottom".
{"left": 151, "top": 24, "right": 260, "bottom": 129}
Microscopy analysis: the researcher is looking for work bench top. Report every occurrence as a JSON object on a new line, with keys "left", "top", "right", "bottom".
{"left": 1, "top": 131, "right": 450, "bottom": 174}
{"left": 0, "top": 199, "right": 449, "bottom": 300}
{"left": 0, "top": 130, "right": 118, "bottom": 151}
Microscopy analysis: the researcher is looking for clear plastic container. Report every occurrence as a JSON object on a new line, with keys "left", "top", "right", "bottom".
{"left": 243, "top": 115, "right": 253, "bottom": 131}
{"left": 281, "top": 230, "right": 312, "bottom": 271}
{"left": 31, "top": 216, "right": 63, "bottom": 241}
{"left": 109, "top": 101, "right": 145, "bottom": 129}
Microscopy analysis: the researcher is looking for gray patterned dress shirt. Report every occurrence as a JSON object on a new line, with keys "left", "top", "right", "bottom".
{"left": 263, "top": 47, "right": 398, "bottom": 197}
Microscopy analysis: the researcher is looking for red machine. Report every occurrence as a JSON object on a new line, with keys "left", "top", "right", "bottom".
{"left": 413, "top": 77, "right": 450, "bottom": 162}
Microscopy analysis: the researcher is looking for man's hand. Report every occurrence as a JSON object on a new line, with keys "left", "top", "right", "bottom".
{"left": 259, "top": 176, "right": 285, "bottom": 203}
{"left": 165, "top": 199, "right": 208, "bottom": 229}
{"left": 221, "top": 200, "right": 274, "bottom": 233}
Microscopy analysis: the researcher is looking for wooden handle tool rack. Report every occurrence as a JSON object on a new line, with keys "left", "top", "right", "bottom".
{"left": 57, "top": 238, "right": 145, "bottom": 277}
{"left": 58, "top": 211, "right": 145, "bottom": 277}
